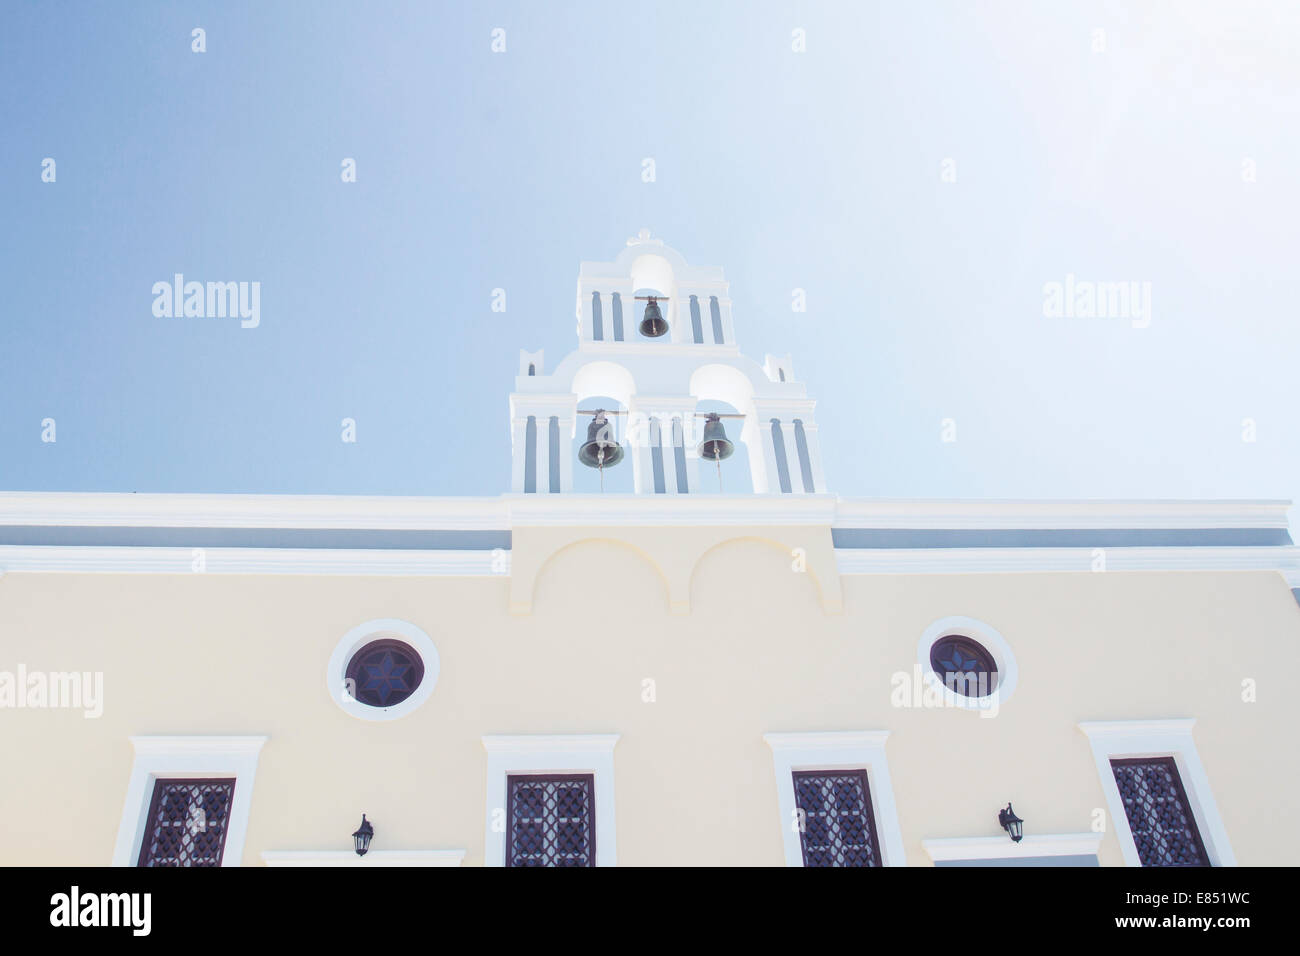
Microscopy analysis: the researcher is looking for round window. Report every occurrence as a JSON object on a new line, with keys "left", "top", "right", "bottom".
{"left": 344, "top": 639, "right": 426, "bottom": 709}
{"left": 929, "top": 635, "right": 999, "bottom": 698}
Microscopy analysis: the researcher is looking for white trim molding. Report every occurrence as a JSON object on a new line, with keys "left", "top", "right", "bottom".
{"left": 763, "top": 731, "right": 906, "bottom": 867}
{"left": 113, "top": 735, "right": 268, "bottom": 867}
{"left": 0, "top": 546, "right": 507, "bottom": 576}
{"left": 1078, "top": 719, "right": 1235, "bottom": 867}
{"left": 481, "top": 734, "right": 620, "bottom": 867}
{"left": 836, "top": 545, "right": 1300, "bottom": 576}
{"left": 261, "top": 850, "right": 465, "bottom": 867}
{"left": 917, "top": 615, "right": 1018, "bottom": 713}
{"left": 923, "top": 833, "right": 1102, "bottom": 864}
{"left": 327, "top": 619, "right": 441, "bottom": 722}
{"left": 832, "top": 498, "right": 1293, "bottom": 530}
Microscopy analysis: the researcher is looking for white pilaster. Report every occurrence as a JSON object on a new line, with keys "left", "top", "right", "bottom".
{"left": 557, "top": 415, "right": 575, "bottom": 493}
{"left": 626, "top": 405, "right": 653, "bottom": 494}
{"left": 717, "top": 295, "right": 736, "bottom": 345}
{"left": 800, "top": 421, "right": 826, "bottom": 493}
{"left": 744, "top": 412, "right": 780, "bottom": 494}
{"left": 670, "top": 296, "right": 690, "bottom": 344}
{"left": 510, "top": 417, "right": 528, "bottom": 492}
{"left": 535, "top": 415, "right": 552, "bottom": 493}
{"left": 779, "top": 421, "right": 800, "bottom": 494}
{"left": 577, "top": 286, "right": 594, "bottom": 342}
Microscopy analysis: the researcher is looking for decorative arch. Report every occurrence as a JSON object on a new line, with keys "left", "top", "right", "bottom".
{"left": 509, "top": 527, "right": 842, "bottom": 616}
{"left": 689, "top": 363, "right": 755, "bottom": 410}
{"left": 688, "top": 535, "right": 829, "bottom": 612}
{"left": 571, "top": 360, "right": 637, "bottom": 407}
{"left": 512, "top": 536, "right": 673, "bottom": 616}
{"left": 628, "top": 253, "right": 676, "bottom": 296}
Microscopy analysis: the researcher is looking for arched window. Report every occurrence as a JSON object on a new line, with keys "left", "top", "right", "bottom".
{"left": 611, "top": 293, "right": 624, "bottom": 341}
{"left": 591, "top": 292, "right": 603, "bottom": 341}
{"left": 794, "top": 419, "right": 814, "bottom": 493}
{"left": 524, "top": 416, "right": 537, "bottom": 493}
{"left": 770, "top": 419, "right": 792, "bottom": 493}
{"left": 690, "top": 296, "right": 703, "bottom": 344}
{"left": 710, "top": 296, "right": 724, "bottom": 344}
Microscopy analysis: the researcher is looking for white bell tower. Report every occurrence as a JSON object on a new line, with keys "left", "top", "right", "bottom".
{"left": 509, "top": 230, "right": 827, "bottom": 496}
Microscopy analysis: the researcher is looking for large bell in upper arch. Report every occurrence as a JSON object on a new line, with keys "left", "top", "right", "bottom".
{"left": 697, "top": 412, "right": 735, "bottom": 463}
{"left": 578, "top": 410, "right": 624, "bottom": 469}
{"left": 639, "top": 297, "right": 668, "bottom": 338}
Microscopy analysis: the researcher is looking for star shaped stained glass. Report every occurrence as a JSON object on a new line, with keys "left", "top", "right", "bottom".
{"left": 930, "top": 636, "right": 998, "bottom": 696}
{"left": 345, "top": 639, "right": 425, "bottom": 708}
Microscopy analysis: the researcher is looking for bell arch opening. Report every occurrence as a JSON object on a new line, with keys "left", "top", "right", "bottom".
{"left": 572, "top": 395, "right": 632, "bottom": 494}
{"left": 694, "top": 399, "right": 751, "bottom": 494}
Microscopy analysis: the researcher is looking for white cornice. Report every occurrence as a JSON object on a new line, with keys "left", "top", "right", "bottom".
{"left": 834, "top": 545, "right": 1300, "bottom": 576}
{"left": 0, "top": 491, "right": 1290, "bottom": 537}
{"left": 0, "top": 492, "right": 508, "bottom": 530}
{"left": 831, "top": 498, "right": 1293, "bottom": 530}
{"left": 7, "top": 544, "right": 1290, "bottom": 578}
{"left": 504, "top": 493, "right": 839, "bottom": 527}
{"left": 922, "top": 833, "right": 1102, "bottom": 862}
{"left": 0, "top": 547, "right": 508, "bottom": 575}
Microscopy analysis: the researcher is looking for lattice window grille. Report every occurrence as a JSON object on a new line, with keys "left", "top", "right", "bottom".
{"left": 1111, "top": 757, "right": 1210, "bottom": 867}
{"left": 507, "top": 774, "right": 595, "bottom": 867}
{"left": 137, "top": 778, "right": 235, "bottom": 867}
{"left": 793, "top": 770, "right": 881, "bottom": 867}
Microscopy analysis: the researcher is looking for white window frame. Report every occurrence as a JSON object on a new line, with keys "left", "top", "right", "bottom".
{"left": 326, "top": 618, "right": 441, "bottom": 722}
{"left": 481, "top": 734, "right": 619, "bottom": 867}
{"left": 1078, "top": 718, "right": 1235, "bottom": 867}
{"left": 764, "top": 731, "right": 906, "bottom": 867}
{"left": 113, "top": 735, "right": 268, "bottom": 867}
{"left": 917, "top": 615, "right": 1019, "bottom": 713}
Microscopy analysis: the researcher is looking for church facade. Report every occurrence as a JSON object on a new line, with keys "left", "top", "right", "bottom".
{"left": 2, "top": 233, "right": 1298, "bottom": 867}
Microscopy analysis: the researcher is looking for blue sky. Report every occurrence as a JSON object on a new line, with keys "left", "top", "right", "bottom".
{"left": 2, "top": 1, "right": 1296, "bottom": 529}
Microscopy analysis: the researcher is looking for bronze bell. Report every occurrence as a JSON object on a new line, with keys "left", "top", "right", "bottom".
{"left": 639, "top": 297, "right": 668, "bottom": 338}
{"left": 697, "top": 412, "right": 735, "bottom": 462}
{"left": 578, "top": 410, "right": 624, "bottom": 469}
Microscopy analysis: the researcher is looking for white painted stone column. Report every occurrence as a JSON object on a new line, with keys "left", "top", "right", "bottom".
{"left": 510, "top": 417, "right": 528, "bottom": 492}
{"left": 668, "top": 416, "right": 687, "bottom": 494}
{"left": 779, "top": 420, "right": 800, "bottom": 494}
{"left": 717, "top": 296, "right": 736, "bottom": 345}
{"left": 670, "top": 296, "right": 690, "bottom": 344}
{"left": 535, "top": 415, "right": 552, "bottom": 493}
{"left": 556, "top": 414, "right": 575, "bottom": 492}
{"left": 591, "top": 291, "right": 606, "bottom": 342}
{"left": 744, "top": 412, "right": 780, "bottom": 494}
{"left": 627, "top": 405, "right": 653, "bottom": 494}
{"left": 800, "top": 421, "right": 827, "bottom": 493}
{"left": 577, "top": 287, "right": 593, "bottom": 342}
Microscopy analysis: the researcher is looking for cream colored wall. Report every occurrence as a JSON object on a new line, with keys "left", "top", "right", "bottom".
{"left": 1, "top": 528, "right": 1297, "bottom": 866}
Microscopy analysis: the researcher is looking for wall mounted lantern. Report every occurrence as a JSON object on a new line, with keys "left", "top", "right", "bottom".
{"left": 352, "top": 814, "right": 374, "bottom": 857}
{"left": 998, "top": 803, "right": 1024, "bottom": 843}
